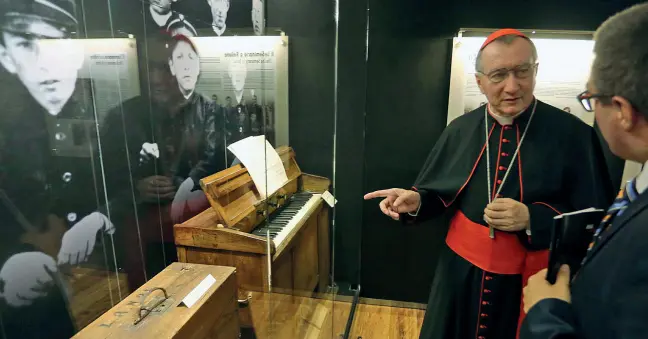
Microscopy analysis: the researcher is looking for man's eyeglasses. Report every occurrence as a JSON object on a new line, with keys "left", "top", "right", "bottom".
{"left": 576, "top": 90, "right": 613, "bottom": 112}
{"left": 478, "top": 63, "right": 538, "bottom": 84}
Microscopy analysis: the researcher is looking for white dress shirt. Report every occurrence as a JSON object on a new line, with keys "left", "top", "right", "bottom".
{"left": 633, "top": 161, "right": 648, "bottom": 194}
{"left": 213, "top": 25, "right": 226, "bottom": 36}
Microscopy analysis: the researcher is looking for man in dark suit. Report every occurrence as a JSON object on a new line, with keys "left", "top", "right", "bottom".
{"left": 522, "top": 3, "right": 648, "bottom": 338}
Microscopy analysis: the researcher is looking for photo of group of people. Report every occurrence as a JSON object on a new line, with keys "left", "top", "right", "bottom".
{"left": 0, "top": 0, "right": 276, "bottom": 337}
{"left": 146, "top": 0, "right": 265, "bottom": 37}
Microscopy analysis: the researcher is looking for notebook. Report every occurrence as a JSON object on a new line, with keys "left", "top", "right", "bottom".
{"left": 546, "top": 207, "right": 605, "bottom": 284}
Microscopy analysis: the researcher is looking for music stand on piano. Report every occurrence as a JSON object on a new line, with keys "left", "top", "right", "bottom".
{"left": 173, "top": 146, "right": 331, "bottom": 326}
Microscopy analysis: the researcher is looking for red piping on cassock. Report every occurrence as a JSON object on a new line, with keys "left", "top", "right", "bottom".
{"left": 516, "top": 124, "right": 524, "bottom": 202}
{"left": 491, "top": 127, "right": 505, "bottom": 201}
{"left": 436, "top": 122, "right": 497, "bottom": 207}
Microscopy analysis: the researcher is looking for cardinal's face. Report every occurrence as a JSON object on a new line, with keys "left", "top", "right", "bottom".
{"left": 475, "top": 38, "right": 537, "bottom": 117}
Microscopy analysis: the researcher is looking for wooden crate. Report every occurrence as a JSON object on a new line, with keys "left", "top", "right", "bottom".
{"left": 73, "top": 263, "right": 239, "bottom": 339}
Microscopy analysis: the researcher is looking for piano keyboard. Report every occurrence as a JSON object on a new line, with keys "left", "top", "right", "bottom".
{"left": 252, "top": 192, "right": 322, "bottom": 248}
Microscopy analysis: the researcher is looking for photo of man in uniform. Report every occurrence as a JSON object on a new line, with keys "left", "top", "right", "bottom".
{"left": 148, "top": 0, "right": 197, "bottom": 38}
{"left": 0, "top": 0, "right": 115, "bottom": 337}
{"left": 207, "top": 0, "right": 229, "bottom": 36}
{"left": 252, "top": 0, "right": 264, "bottom": 36}
{"left": 149, "top": 0, "right": 175, "bottom": 29}
{"left": 229, "top": 57, "right": 247, "bottom": 106}
{"left": 248, "top": 94, "right": 263, "bottom": 135}
{"left": 225, "top": 57, "right": 252, "bottom": 152}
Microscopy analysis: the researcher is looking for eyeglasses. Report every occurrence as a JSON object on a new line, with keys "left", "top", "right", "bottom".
{"left": 478, "top": 63, "right": 538, "bottom": 84}
{"left": 576, "top": 90, "right": 613, "bottom": 112}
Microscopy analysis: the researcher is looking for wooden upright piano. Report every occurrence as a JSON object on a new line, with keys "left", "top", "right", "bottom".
{"left": 174, "top": 146, "right": 331, "bottom": 305}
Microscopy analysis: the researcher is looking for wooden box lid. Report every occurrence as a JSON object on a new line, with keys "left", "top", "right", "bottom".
{"left": 73, "top": 263, "right": 237, "bottom": 338}
{"left": 198, "top": 146, "right": 302, "bottom": 232}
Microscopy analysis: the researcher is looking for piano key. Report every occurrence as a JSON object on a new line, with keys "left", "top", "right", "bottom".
{"left": 272, "top": 194, "right": 321, "bottom": 248}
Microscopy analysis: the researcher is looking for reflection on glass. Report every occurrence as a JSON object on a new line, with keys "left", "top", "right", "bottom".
{"left": 99, "top": 33, "right": 227, "bottom": 294}
{"left": 0, "top": 0, "right": 338, "bottom": 334}
{"left": 0, "top": 0, "right": 116, "bottom": 337}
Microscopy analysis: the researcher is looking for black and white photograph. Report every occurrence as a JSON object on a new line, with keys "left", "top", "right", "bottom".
{"left": 0, "top": 0, "right": 118, "bottom": 337}
{"left": 191, "top": 36, "right": 284, "bottom": 149}
{"left": 144, "top": 0, "right": 265, "bottom": 38}
{"left": 98, "top": 32, "right": 227, "bottom": 294}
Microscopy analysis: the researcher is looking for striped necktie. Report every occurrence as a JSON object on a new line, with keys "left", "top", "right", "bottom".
{"left": 585, "top": 179, "right": 638, "bottom": 257}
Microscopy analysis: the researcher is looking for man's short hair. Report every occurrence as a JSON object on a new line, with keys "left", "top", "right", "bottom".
{"left": 475, "top": 35, "right": 538, "bottom": 73}
{"left": 592, "top": 2, "right": 648, "bottom": 119}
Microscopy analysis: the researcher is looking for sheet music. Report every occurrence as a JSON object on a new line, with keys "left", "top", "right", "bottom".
{"left": 227, "top": 136, "right": 288, "bottom": 198}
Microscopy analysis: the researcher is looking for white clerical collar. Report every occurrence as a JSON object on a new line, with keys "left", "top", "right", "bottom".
{"left": 213, "top": 24, "right": 226, "bottom": 36}
{"left": 634, "top": 160, "right": 648, "bottom": 194}
{"left": 487, "top": 104, "right": 523, "bottom": 125}
{"left": 182, "top": 90, "right": 194, "bottom": 100}
{"left": 150, "top": 6, "right": 172, "bottom": 27}
{"left": 235, "top": 90, "right": 244, "bottom": 105}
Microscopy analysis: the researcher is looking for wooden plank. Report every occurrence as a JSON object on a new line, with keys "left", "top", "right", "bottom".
{"left": 73, "top": 263, "right": 238, "bottom": 339}
{"left": 184, "top": 249, "right": 269, "bottom": 296}
{"left": 67, "top": 267, "right": 129, "bottom": 330}
{"left": 246, "top": 292, "right": 424, "bottom": 339}
{"left": 177, "top": 247, "right": 187, "bottom": 263}
{"left": 271, "top": 251, "right": 293, "bottom": 292}
{"left": 175, "top": 226, "right": 269, "bottom": 255}
{"left": 317, "top": 207, "right": 331, "bottom": 292}
{"left": 301, "top": 174, "right": 331, "bottom": 193}
{"left": 350, "top": 302, "right": 425, "bottom": 339}
{"left": 292, "top": 214, "right": 319, "bottom": 292}
{"left": 175, "top": 272, "right": 239, "bottom": 338}
{"left": 273, "top": 200, "right": 323, "bottom": 260}
{"left": 246, "top": 292, "right": 345, "bottom": 339}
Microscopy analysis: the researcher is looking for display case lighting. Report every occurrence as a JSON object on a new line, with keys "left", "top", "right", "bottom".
{"left": 457, "top": 28, "right": 594, "bottom": 40}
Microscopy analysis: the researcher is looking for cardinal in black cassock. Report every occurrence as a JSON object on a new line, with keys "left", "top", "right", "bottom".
{"left": 366, "top": 29, "right": 612, "bottom": 339}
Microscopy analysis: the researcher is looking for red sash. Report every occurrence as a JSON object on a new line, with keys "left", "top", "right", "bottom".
{"left": 445, "top": 210, "right": 548, "bottom": 338}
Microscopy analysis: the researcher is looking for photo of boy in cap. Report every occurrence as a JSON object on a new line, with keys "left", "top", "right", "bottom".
{"left": 0, "top": 0, "right": 116, "bottom": 337}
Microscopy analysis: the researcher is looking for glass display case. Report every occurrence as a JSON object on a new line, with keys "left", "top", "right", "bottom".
{"left": 0, "top": 0, "right": 348, "bottom": 338}
{"left": 0, "top": 0, "right": 640, "bottom": 338}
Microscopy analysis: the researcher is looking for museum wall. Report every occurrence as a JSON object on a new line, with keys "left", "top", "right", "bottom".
{"left": 353, "top": 0, "right": 635, "bottom": 302}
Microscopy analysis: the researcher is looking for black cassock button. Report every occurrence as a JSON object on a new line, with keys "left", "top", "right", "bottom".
{"left": 62, "top": 172, "right": 72, "bottom": 183}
